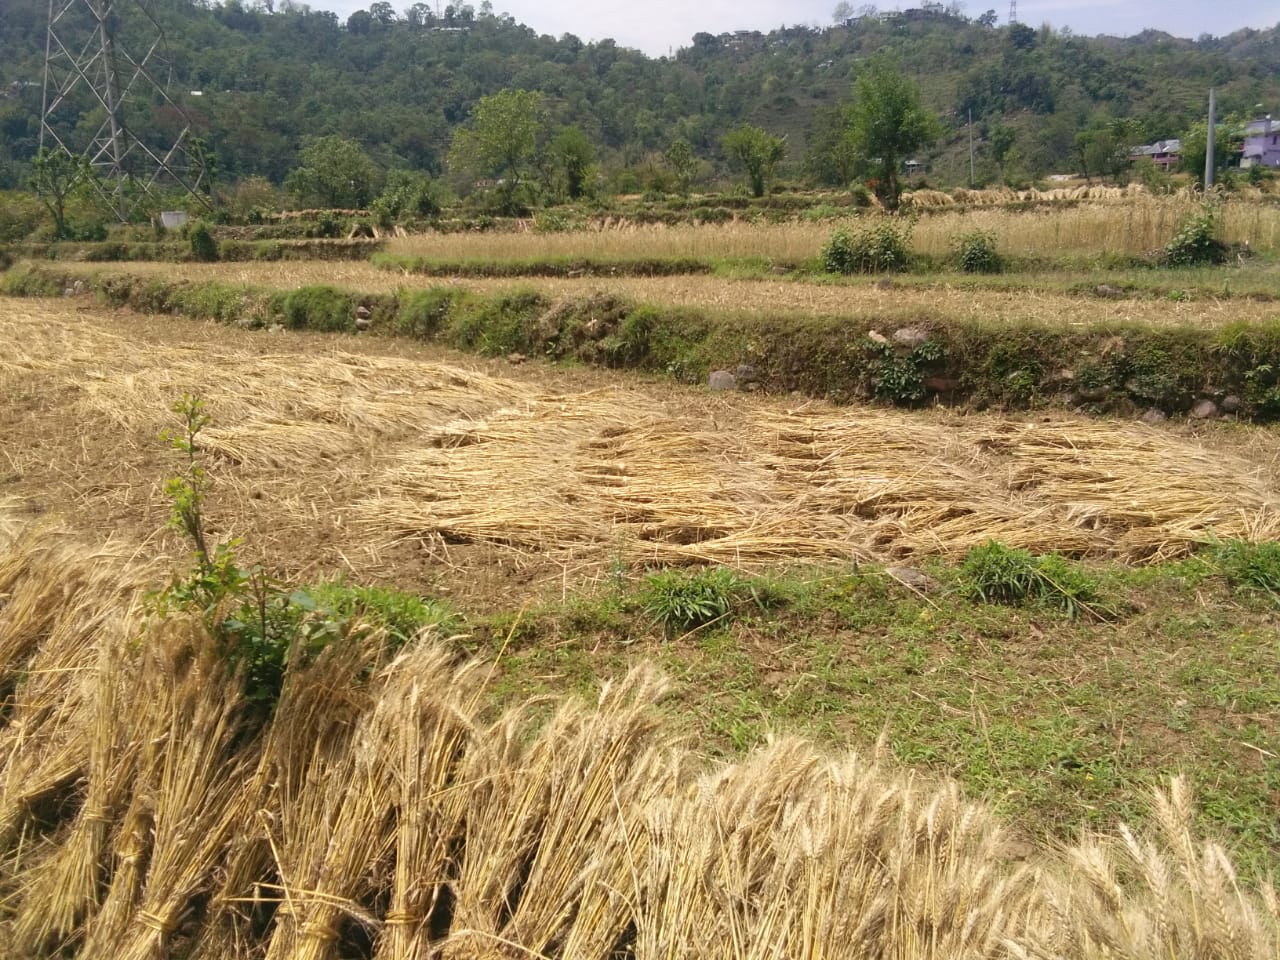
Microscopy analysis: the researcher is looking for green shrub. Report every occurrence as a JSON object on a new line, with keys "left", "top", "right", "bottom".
{"left": 642, "top": 566, "right": 741, "bottom": 633}
{"left": 952, "top": 230, "right": 1001, "bottom": 273}
{"left": 960, "top": 541, "right": 1102, "bottom": 617}
{"left": 1161, "top": 203, "right": 1227, "bottom": 267}
{"left": 309, "top": 581, "right": 460, "bottom": 644}
{"left": 821, "top": 220, "right": 911, "bottom": 274}
{"left": 189, "top": 220, "right": 219, "bottom": 262}
{"left": 397, "top": 287, "right": 456, "bottom": 339}
{"left": 0, "top": 264, "right": 65, "bottom": 297}
{"left": 279, "top": 285, "right": 354, "bottom": 332}
{"left": 446, "top": 289, "right": 544, "bottom": 355}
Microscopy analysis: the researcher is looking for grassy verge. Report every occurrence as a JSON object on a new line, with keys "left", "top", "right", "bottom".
{"left": 5, "top": 261, "right": 1280, "bottom": 420}
{"left": 1, "top": 237, "right": 381, "bottom": 263}
{"left": 461, "top": 544, "right": 1280, "bottom": 879}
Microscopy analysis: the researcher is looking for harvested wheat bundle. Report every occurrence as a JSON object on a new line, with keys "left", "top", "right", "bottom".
{"left": 370, "top": 645, "right": 484, "bottom": 960}
{"left": 113, "top": 631, "right": 254, "bottom": 960}
{"left": 0, "top": 539, "right": 150, "bottom": 856}
{"left": 183, "top": 631, "right": 388, "bottom": 960}
{"left": 1035, "top": 777, "right": 1280, "bottom": 959}
{"left": 442, "top": 667, "right": 676, "bottom": 960}
{"left": 13, "top": 640, "right": 145, "bottom": 954}
{"left": 259, "top": 633, "right": 401, "bottom": 960}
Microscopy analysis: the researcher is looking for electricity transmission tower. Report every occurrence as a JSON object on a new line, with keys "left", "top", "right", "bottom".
{"left": 40, "top": 0, "right": 211, "bottom": 221}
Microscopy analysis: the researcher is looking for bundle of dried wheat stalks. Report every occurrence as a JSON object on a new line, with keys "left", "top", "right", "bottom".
{"left": 0, "top": 531, "right": 1277, "bottom": 960}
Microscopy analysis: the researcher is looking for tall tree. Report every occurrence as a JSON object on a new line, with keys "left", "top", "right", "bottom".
{"left": 448, "top": 88, "right": 545, "bottom": 213}
{"left": 845, "top": 56, "right": 940, "bottom": 209}
{"left": 549, "top": 125, "right": 595, "bottom": 200}
{"left": 284, "top": 135, "right": 380, "bottom": 208}
{"left": 721, "top": 124, "right": 786, "bottom": 197}
{"left": 28, "top": 147, "right": 95, "bottom": 239}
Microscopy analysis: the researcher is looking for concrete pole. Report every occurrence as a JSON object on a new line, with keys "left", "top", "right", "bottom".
{"left": 1205, "top": 87, "right": 1216, "bottom": 189}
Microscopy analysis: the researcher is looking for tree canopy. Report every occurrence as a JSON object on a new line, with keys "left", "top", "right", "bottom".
{"left": 722, "top": 125, "right": 786, "bottom": 197}
{"left": 844, "top": 57, "right": 941, "bottom": 208}
{"left": 447, "top": 88, "right": 545, "bottom": 213}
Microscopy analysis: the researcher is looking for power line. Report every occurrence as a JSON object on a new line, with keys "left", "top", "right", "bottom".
{"left": 41, "top": 0, "right": 211, "bottom": 221}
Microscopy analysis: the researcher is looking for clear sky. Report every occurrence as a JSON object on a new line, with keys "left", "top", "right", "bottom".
{"left": 309, "top": 0, "right": 1279, "bottom": 57}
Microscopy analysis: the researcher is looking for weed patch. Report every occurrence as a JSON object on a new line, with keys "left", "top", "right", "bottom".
{"left": 960, "top": 541, "right": 1105, "bottom": 618}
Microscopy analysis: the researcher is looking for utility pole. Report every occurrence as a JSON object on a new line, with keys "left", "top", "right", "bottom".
{"left": 968, "top": 109, "right": 974, "bottom": 186}
{"left": 1205, "top": 87, "right": 1216, "bottom": 189}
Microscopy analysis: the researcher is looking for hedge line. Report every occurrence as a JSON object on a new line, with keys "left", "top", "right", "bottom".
{"left": 5, "top": 263, "right": 1280, "bottom": 421}
{"left": 0, "top": 238, "right": 381, "bottom": 264}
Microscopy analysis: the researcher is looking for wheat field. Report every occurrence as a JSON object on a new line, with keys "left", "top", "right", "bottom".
{"left": 377, "top": 196, "right": 1280, "bottom": 261}
{"left": 0, "top": 529, "right": 1277, "bottom": 960}
{"left": 4, "top": 301, "right": 1279, "bottom": 588}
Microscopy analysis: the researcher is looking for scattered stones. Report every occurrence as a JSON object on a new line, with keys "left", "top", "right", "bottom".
{"left": 506, "top": 352, "right": 527, "bottom": 364}
{"left": 1048, "top": 368, "right": 1075, "bottom": 384}
{"left": 892, "top": 326, "right": 930, "bottom": 349}
{"left": 1093, "top": 283, "right": 1125, "bottom": 298}
{"left": 1221, "top": 395, "right": 1241, "bottom": 414}
{"left": 1140, "top": 407, "right": 1168, "bottom": 425}
{"left": 267, "top": 323, "right": 285, "bottom": 334}
{"left": 354, "top": 305, "right": 373, "bottom": 330}
{"left": 885, "top": 566, "right": 937, "bottom": 593}
{"left": 708, "top": 369, "right": 737, "bottom": 391}
{"left": 1190, "top": 399, "right": 1219, "bottom": 419}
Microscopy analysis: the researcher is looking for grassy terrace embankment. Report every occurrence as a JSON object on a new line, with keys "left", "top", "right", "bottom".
{"left": 8, "top": 258, "right": 1280, "bottom": 419}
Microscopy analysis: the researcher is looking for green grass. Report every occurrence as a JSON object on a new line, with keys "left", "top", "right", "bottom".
{"left": 459, "top": 552, "right": 1280, "bottom": 880}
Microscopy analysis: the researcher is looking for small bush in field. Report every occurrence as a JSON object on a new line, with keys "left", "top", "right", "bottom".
{"left": 952, "top": 230, "right": 1001, "bottom": 273}
{"left": 821, "top": 220, "right": 911, "bottom": 274}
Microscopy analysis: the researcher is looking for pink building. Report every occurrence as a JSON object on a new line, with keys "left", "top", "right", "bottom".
{"left": 1242, "top": 117, "right": 1280, "bottom": 169}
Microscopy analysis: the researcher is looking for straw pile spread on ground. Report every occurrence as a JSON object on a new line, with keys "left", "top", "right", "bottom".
{"left": 0, "top": 532, "right": 1278, "bottom": 960}
{"left": 3, "top": 303, "right": 1278, "bottom": 582}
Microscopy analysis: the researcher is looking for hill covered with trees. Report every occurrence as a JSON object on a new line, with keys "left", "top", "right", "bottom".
{"left": 1, "top": 0, "right": 1278, "bottom": 199}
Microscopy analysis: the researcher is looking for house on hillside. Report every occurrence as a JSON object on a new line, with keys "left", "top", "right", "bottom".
{"left": 1129, "top": 139, "right": 1182, "bottom": 170}
{"left": 1242, "top": 117, "right": 1280, "bottom": 168}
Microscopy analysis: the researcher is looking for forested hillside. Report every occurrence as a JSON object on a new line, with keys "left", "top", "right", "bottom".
{"left": 1, "top": 0, "right": 1278, "bottom": 192}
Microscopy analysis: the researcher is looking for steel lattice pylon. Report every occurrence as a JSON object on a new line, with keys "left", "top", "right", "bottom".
{"left": 40, "top": 0, "right": 210, "bottom": 221}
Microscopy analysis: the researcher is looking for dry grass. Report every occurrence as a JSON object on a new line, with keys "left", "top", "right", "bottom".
{"left": 3, "top": 302, "right": 1278, "bottom": 596}
{"left": 46, "top": 258, "right": 1280, "bottom": 329}
{"left": 0, "top": 534, "right": 1278, "bottom": 959}
{"left": 378, "top": 195, "right": 1280, "bottom": 260}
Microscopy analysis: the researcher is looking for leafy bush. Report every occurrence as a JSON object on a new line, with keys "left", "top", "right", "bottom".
{"left": 642, "top": 567, "right": 742, "bottom": 633}
{"left": 821, "top": 220, "right": 912, "bottom": 274}
{"left": 0, "top": 264, "right": 65, "bottom": 297}
{"left": 446, "top": 289, "right": 544, "bottom": 355}
{"left": 279, "top": 285, "right": 354, "bottom": 332}
{"left": 960, "top": 541, "right": 1103, "bottom": 618}
{"left": 862, "top": 337, "right": 944, "bottom": 405}
{"left": 189, "top": 220, "right": 219, "bottom": 262}
{"left": 310, "top": 581, "right": 459, "bottom": 643}
{"left": 397, "top": 287, "right": 456, "bottom": 339}
{"left": 1161, "top": 204, "right": 1227, "bottom": 266}
{"left": 952, "top": 230, "right": 1001, "bottom": 273}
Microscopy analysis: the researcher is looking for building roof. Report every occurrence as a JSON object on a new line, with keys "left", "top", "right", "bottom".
{"left": 1130, "top": 139, "right": 1182, "bottom": 157}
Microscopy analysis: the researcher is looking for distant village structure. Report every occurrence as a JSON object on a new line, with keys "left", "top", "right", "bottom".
{"left": 1129, "top": 139, "right": 1183, "bottom": 170}
{"left": 1242, "top": 117, "right": 1280, "bottom": 168}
